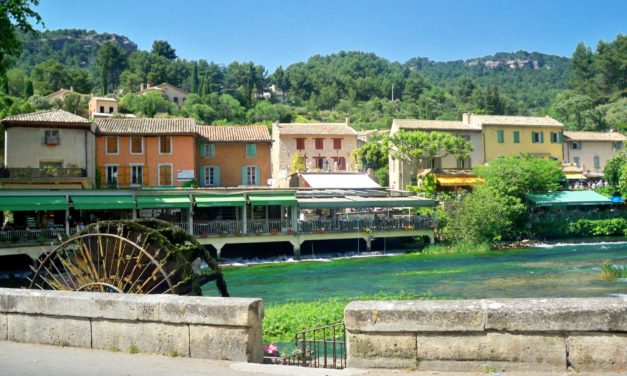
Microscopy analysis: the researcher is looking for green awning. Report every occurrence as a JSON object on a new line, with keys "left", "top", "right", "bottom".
{"left": 248, "top": 193, "right": 297, "bottom": 206}
{"left": 136, "top": 195, "right": 191, "bottom": 209}
{"left": 0, "top": 196, "right": 68, "bottom": 211}
{"left": 194, "top": 194, "right": 246, "bottom": 208}
{"left": 71, "top": 195, "right": 136, "bottom": 210}
{"left": 526, "top": 191, "right": 615, "bottom": 207}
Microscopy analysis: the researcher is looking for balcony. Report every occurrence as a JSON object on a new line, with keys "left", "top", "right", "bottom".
{"left": 0, "top": 167, "right": 87, "bottom": 179}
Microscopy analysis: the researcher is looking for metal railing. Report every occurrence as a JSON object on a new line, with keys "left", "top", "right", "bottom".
{"left": 529, "top": 211, "right": 627, "bottom": 224}
{"left": 248, "top": 218, "right": 292, "bottom": 233}
{"left": 0, "top": 167, "right": 86, "bottom": 179}
{"left": 193, "top": 220, "right": 242, "bottom": 236}
{"left": 298, "top": 215, "right": 435, "bottom": 233}
{"left": 0, "top": 227, "right": 67, "bottom": 242}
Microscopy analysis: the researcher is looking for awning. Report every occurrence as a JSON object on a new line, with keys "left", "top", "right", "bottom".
{"left": 0, "top": 196, "right": 68, "bottom": 211}
{"left": 136, "top": 195, "right": 191, "bottom": 209}
{"left": 565, "top": 173, "right": 587, "bottom": 180}
{"left": 526, "top": 191, "right": 615, "bottom": 207}
{"left": 436, "top": 177, "right": 484, "bottom": 186}
{"left": 300, "top": 173, "right": 380, "bottom": 189}
{"left": 71, "top": 195, "right": 136, "bottom": 210}
{"left": 248, "top": 193, "right": 297, "bottom": 206}
{"left": 194, "top": 194, "right": 246, "bottom": 208}
{"left": 297, "top": 196, "right": 436, "bottom": 208}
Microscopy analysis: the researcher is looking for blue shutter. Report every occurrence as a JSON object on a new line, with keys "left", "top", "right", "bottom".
{"left": 241, "top": 166, "right": 247, "bottom": 185}
{"left": 215, "top": 166, "right": 221, "bottom": 186}
{"left": 200, "top": 144, "right": 206, "bottom": 157}
{"left": 209, "top": 144, "right": 215, "bottom": 157}
{"left": 199, "top": 166, "right": 206, "bottom": 187}
{"left": 255, "top": 165, "right": 260, "bottom": 185}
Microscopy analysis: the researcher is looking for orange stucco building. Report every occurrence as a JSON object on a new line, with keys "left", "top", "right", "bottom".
{"left": 195, "top": 125, "right": 272, "bottom": 187}
{"left": 93, "top": 118, "right": 197, "bottom": 188}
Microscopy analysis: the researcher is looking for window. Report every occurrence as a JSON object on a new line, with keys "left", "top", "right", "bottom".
{"left": 158, "top": 164, "right": 173, "bottom": 186}
{"left": 331, "top": 157, "right": 347, "bottom": 171}
{"left": 612, "top": 142, "right": 622, "bottom": 150}
{"left": 594, "top": 156, "right": 601, "bottom": 169}
{"left": 333, "top": 138, "right": 342, "bottom": 149}
{"left": 457, "top": 157, "right": 472, "bottom": 169}
{"left": 313, "top": 157, "right": 325, "bottom": 170}
{"left": 550, "top": 132, "right": 560, "bottom": 143}
{"left": 201, "top": 143, "right": 215, "bottom": 157}
{"left": 44, "top": 130, "right": 59, "bottom": 145}
{"left": 173, "top": 97, "right": 179, "bottom": 104}
{"left": 39, "top": 161, "right": 62, "bottom": 169}
{"left": 105, "top": 136, "right": 119, "bottom": 154}
{"left": 130, "top": 136, "right": 143, "bottom": 154}
{"left": 130, "top": 164, "right": 143, "bottom": 186}
{"left": 497, "top": 130, "right": 504, "bottom": 143}
{"left": 105, "top": 165, "right": 118, "bottom": 186}
{"left": 571, "top": 142, "right": 580, "bottom": 150}
{"left": 246, "top": 166, "right": 257, "bottom": 185}
{"left": 315, "top": 138, "right": 323, "bottom": 150}
{"left": 108, "top": 106, "right": 114, "bottom": 114}
{"left": 513, "top": 131, "right": 520, "bottom": 144}
{"left": 532, "top": 131, "right": 544, "bottom": 143}
{"left": 246, "top": 143, "right": 256, "bottom": 157}
{"left": 99, "top": 106, "right": 104, "bottom": 113}
{"left": 159, "top": 136, "right": 172, "bottom": 154}
{"left": 573, "top": 157, "right": 580, "bottom": 168}
{"left": 203, "top": 166, "right": 220, "bottom": 186}
{"left": 296, "top": 138, "right": 305, "bottom": 150}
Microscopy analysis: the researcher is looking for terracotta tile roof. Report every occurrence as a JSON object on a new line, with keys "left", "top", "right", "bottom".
{"left": 93, "top": 117, "right": 196, "bottom": 135}
{"left": 1, "top": 109, "right": 90, "bottom": 127}
{"left": 275, "top": 122, "right": 357, "bottom": 136}
{"left": 393, "top": 119, "right": 481, "bottom": 132}
{"left": 196, "top": 125, "right": 271, "bottom": 143}
{"left": 468, "top": 114, "right": 564, "bottom": 128}
{"left": 563, "top": 131, "right": 627, "bottom": 142}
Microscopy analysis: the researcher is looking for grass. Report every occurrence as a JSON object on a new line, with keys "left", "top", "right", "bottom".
{"left": 168, "top": 349, "right": 180, "bottom": 357}
{"left": 129, "top": 344, "right": 139, "bottom": 354}
{"left": 421, "top": 241, "right": 491, "bottom": 256}
{"left": 263, "top": 291, "right": 434, "bottom": 343}
{"left": 600, "top": 262, "right": 627, "bottom": 280}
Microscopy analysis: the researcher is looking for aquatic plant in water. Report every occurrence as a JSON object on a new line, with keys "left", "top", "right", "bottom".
{"left": 600, "top": 262, "right": 627, "bottom": 280}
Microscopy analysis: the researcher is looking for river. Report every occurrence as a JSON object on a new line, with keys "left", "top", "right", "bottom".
{"left": 202, "top": 241, "right": 627, "bottom": 304}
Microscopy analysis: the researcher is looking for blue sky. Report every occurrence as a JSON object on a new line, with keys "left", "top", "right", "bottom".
{"left": 35, "top": 0, "right": 625, "bottom": 71}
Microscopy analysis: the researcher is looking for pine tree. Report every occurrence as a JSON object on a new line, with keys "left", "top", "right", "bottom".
{"left": 191, "top": 62, "right": 199, "bottom": 94}
{"left": 569, "top": 42, "right": 597, "bottom": 98}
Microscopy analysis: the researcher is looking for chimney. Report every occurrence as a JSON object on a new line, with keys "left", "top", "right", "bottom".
{"left": 609, "top": 128, "right": 615, "bottom": 133}
{"left": 462, "top": 112, "right": 471, "bottom": 124}
{"left": 140, "top": 83, "right": 144, "bottom": 91}
{"left": 345, "top": 117, "right": 350, "bottom": 127}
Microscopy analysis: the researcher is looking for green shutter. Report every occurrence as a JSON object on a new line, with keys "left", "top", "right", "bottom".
{"left": 215, "top": 166, "right": 221, "bottom": 186}
{"left": 255, "top": 165, "right": 260, "bottom": 185}
{"left": 199, "top": 166, "right": 206, "bottom": 187}
{"left": 200, "top": 144, "right": 206, "bottom": 157}
{"left": 540, "top": 132, "right": 544, "bottom": 143}
{"left": 513, "top": 131, "right": 520, "bottom": 143}
{"left": 558, "top": 132, "right": 563, "bottom": 143}
{"left": 531, "top": 132, "right": 536, "bottom": 143}
{"left": 241, "top": 166, "right": 247, "bottom": 185}
{"left": 246, "top": 144, "right": 256, "bottom": 157}
{"left": 497, "top": 130, "right": 504, "bottom": 143}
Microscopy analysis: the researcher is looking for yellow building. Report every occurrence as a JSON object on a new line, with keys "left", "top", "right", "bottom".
{"left": 463, "top": 113, "right": 564, "bottom": 162}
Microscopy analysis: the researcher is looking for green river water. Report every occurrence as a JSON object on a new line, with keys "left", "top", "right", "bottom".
{"left": 202, "top": 241, "right": 627, "bottom": 304}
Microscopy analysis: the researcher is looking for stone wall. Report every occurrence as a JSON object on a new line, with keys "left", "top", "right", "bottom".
{"left": 0, "top": 288, "right": 263, "bottom": 362}
{"left": 345, "top": 298, "right": 626, "bottom": 373}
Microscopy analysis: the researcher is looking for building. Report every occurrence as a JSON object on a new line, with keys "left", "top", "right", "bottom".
{"left": 45, "top": 87, "right": 77, "bottom": 102}
{"left": 88, "top": 97, "right": 119, "bottom": 117}
{"left": 1, "top": 109, "right": 95, "bottom": 189}
{"left": 464, "top": 113, "right": 564, "bottom": 162}
{"left": 271, "top": 120, "right": 358, "bottom": 187}
{"left": 563, "top": 130, "right": 626, "bottom": 177}
{"left": 195, "top": 125, "right": 272, "bottom": 187}
{"left": 388, "top": 119, "right": 483, "bottom": 191}
{"left": 138, "top": 83, "right": 187, "bottom": 108}
{"left": 93, "top": 118, "right": 196, "bottom": 188}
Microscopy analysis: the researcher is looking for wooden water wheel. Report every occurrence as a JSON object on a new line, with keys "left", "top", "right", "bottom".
{"left": 29, "top": 219, "right": 229, "bottom": 296}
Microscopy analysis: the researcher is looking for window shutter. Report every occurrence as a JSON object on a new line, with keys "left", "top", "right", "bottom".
{"left": 540, "top": 132, "right": 544, "bottom": 143}
{"left": 199, "top": 166, "right": 206, "bottom": 187}
{"left": 241, "top": 166, "right": 247, "bottom": 185}
{"left": 210, "top": 144, "right": 215, "bottom": 157}
{"left": 255, "top": 165, "right": 260, "bottom": 185}
{"left": 215, "top": 166, "right": 221, "bottom": 186}
{"left": 200, "top": 144, "right": 206, "bottom": 157}
{"left": 558, "top": 132, "right": 563, "bottom": 143}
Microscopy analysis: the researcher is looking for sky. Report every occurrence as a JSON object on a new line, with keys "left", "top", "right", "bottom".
{"left": 34, "top": 0, "right": 626, "bottom": 72}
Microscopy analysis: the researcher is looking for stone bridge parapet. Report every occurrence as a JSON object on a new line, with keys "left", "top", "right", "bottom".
{"left": 0, "top": 288, "right": 263, "bottom": 362}
{"left": 345, "top": 298, "right": 627, "bottom": 373}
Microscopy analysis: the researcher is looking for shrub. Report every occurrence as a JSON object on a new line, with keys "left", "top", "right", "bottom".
{"left": 600, "top": 262, "right": 627, "bottom": 280}
{"left": 568, "top": 218, "right": 627, "bottom": 236}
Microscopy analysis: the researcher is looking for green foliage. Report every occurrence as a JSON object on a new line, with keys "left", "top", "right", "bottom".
{"left": 0, "top": 0, "right": 43, "bottom": 79}
{"left": 421, "top": 241, "right": 491, "bottom": 255}
{"left": 374, "top": 167, "right": 389, "bottom": 186}
{"left": 387, "top": 130, "right": 473, "bottom": 172}
{"left": 119, "top": 92, "right": 174, "bottom": 117}
{"left": 604, "top": 150, "right": 627, "bottom": 186}
{"left": 96, "top": 41, "right": 127, "bottom": 94}
{"left": 290, "top": 154, "right": 305, "bottom": 173}
{"left": 151, "top": 40, "right": 177, "bottom": 60}
{"left": 600, "top": 262, "right": 627, "bottom": 280}
{"left": 568, "top": 218, "right": 627, "bottom": 237}
{"left": 354, "top": 141, "right": 388, "bottom": 170}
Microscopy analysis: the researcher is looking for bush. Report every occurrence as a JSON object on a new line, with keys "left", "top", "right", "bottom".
{"left": 568, "top": 218, "right": 627, "bottom": 236}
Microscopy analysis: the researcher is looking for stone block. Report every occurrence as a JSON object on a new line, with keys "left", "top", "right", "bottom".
{"left": 485, "top": 298, "right": 627, "bottom": 332}
{"left": 345, "top": 300, "right": 484, "bottom": 333}
{"left": 415, "top": 333, "right": 565, "bottom": 371}
{"left": 7, "top": 314, "right": 90, "bottom": 348}
{"left": 346, "top": 332, "right": 416, "bottom": 368}
{"left": 189, "top": 325, "right": 262, "bottom": 362}
{"left": 0, "top": 313, "right": 7, "bottom": 340}
{"left": 91, "top": 319, "right": 188, "bottom": 356}
{"left": 567, "top": 333, "right": 627, "bottom": 372}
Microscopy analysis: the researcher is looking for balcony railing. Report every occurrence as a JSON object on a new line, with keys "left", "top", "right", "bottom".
{"left": 0, "top": 167, "right": 86, "bottom": 179}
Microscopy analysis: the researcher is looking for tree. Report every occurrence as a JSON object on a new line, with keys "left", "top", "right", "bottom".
{"left": 553, "top": 93, "right": 594, "bottom": 130}
{"left": 31, "top": 59, "right": 67, "bottom": 94}
{"left": 456, "top": 76, "right": 476, "bottom": 103}
{"left": 569, "top": 42, "right": 597, "bottom": 98}
{"left": 290, "top": 154, "right": 305, "bottom": 173}
{"left": 96, "top": 42, "right": 127, "bottom": 94}
{"left": 65, "top": 67, "right": 92, "bottom": 93}
{"left": 62, "top": 92, "right": 86, "bottom": 114}
{"left": 0, "top": 0, "right": 43, "bottom": 80}
{"left": 6, "top": 68, "right": 29, "bottom": 96}
{"left": 387, "top": 131, "right": 473, "bottom": 173}
{"left": 604, "top": 151, "right": 627, "bottom": 186}
{"left": 119, "top": 92, "right": 174, "bottom": 117}
{"left": 191, "top": 61, "right": 199, "bottom": 94}
{"left": 354, "top": 141, "right": 388, "bottom": 169}
{"left": 595, "top": 34, "right": 626, "bottom": 98}
{"left": 151, "top": 40, "right": 177, "bottom": 60}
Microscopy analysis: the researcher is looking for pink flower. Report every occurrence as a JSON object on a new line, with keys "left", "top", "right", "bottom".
{"left": 264, "top": 343, "right": 279, "bottom": 357}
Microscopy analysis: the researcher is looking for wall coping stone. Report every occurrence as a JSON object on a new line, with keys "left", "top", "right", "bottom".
{"left": 345, "top": 297, "right": 627, "bottom": 333}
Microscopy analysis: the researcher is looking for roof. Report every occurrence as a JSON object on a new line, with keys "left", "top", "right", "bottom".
{"left": 301, "top": 173, "right": 380, "bottom": 189}
{"left": 45, "top": 88, "right": 74, "bottom": 99}
{"left": 154, "top": 83, "right": 188, "bottom": 94}
{"left": 468, "top": 114, "right": 564, "bottom": 128}
{"left": 196, "top": 125, "right": 271, "bottom": 143}
{"left": 1, "top": 109, "right": 90, "bottom": 128}
{"left": 275, "top": 122, "right": 357, "bottom": 136}
{"left": 526, "top": 191, "right": 615, "bottom": 207}
{"left": 93, "top": 118, "right": 196, "bottom": 135}
{"left": 563, "top": 131, "right": 627, "bottom": 142}
{"left": 90, "top": 97, "right": 118, "bottom": 102}
{"left": 393, "top": 119, "right": 481, "bottom": 132}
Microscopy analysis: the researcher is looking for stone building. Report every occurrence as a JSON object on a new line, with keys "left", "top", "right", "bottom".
{"left": 271, "top": 120, "right": 357, "bottom": 187}
{"left": 563, "top": 130, "right": 626, "bottom": 177}
{"left": 138, "top": 83, "right": 187, "bottom": 108}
